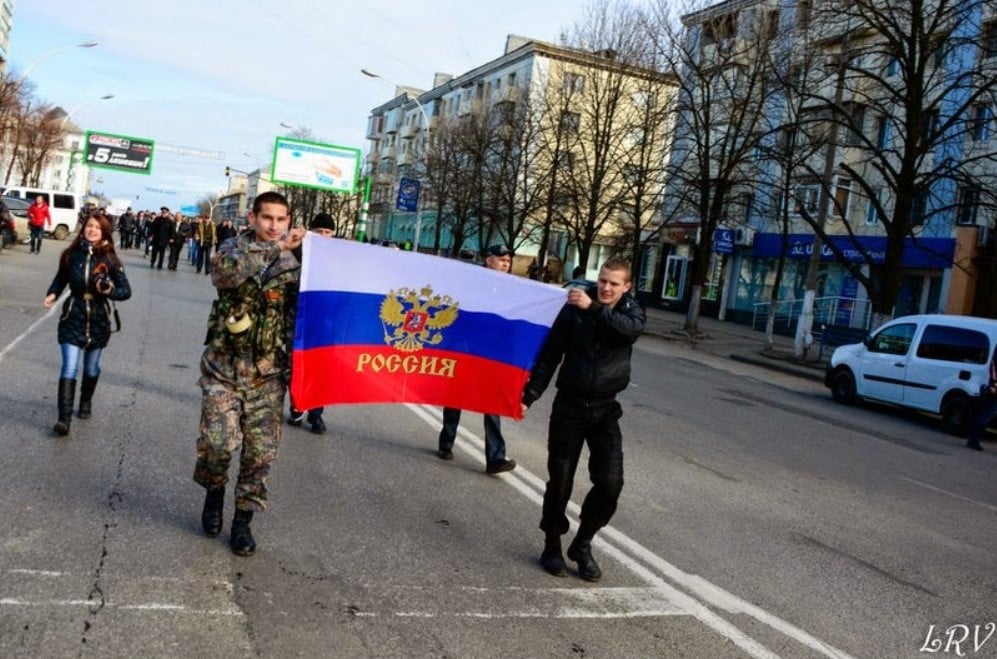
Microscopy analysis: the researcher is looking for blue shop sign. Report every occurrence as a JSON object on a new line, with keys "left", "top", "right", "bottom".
{"left": 714, "top": 228, "right": 734, "bottom": 254}
{"left": 752, "top": 233, "right": 955, "bottom": 269}
{"left": 396, "top": 177, "right": 421, "bottom": 212}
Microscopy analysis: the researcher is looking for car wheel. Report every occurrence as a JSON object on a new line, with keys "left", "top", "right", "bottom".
{"left": 941, "top": 393, "right": 973, "bottom": 436}
{"left": 52, "top": 225, "right": 69, "bottom": 241}
{"left": 830, "top": 369, "right": 857, "bottom": 404}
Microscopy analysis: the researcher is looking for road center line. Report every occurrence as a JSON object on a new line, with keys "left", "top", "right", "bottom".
{"left": 901, "top": 476, "right": 997, "bottom": 513}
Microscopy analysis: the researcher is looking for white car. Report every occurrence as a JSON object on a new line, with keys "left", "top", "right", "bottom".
{"left": 825, "top": 314, "right": 997, "bottom": 435}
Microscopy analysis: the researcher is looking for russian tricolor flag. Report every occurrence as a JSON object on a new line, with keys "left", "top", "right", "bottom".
{"left": 290, "top": 235, "right": 566, "bottom": 419}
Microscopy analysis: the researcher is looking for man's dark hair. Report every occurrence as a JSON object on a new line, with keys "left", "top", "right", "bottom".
{"left": 253, "top": 191, "right": 289, "bottom": 215}
{"left": 601, "top": 257, "right": 632, "bottom": 282}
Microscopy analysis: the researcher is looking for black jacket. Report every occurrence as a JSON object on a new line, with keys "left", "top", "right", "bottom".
{"left": 46, "top": 242, "right": 131, "bottom": 349}
{"left": 522, "top": 286, "right": 645, "bottom": 406}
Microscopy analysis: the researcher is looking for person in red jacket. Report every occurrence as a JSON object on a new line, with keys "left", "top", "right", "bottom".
{"left": 27, "top": 195, "right": 52, "bottom": 254}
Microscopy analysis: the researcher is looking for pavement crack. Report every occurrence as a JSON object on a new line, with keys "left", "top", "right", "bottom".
{"left": 79, "top": 436, "right": 131, "bottom": 650}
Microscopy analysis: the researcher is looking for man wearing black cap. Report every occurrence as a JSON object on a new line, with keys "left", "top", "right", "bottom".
{"left": 288, "top": 212, "right": 336, "bottom": 434}
{"left": 149, "top": 207, "right": 174, "bottom": 270}
{"left": 437, "top": 243, "right": 517, "bottom": 474}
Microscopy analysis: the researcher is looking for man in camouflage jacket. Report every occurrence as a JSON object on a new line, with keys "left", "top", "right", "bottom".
{"left": 193, "top": 191, "right": 305, "bottom": 556}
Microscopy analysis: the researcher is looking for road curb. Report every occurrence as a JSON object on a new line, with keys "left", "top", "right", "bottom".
{"left": 729, "top": 352, "right": 825, "bottom": 382}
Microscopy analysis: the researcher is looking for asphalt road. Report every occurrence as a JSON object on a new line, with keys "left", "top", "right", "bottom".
{"left": 1, "top": 240, "right": 995, "bottom": 658}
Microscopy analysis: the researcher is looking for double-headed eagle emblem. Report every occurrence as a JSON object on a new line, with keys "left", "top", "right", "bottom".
{"left": 379, "top": 285, "right": 459, "bottom": 352}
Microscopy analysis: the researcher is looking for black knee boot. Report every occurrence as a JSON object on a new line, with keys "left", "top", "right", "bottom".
{"left": 230, "top": 509, "right": 256, "bottom": 556}
{"left": 78, "top": 374, "right": 99, "bottom": 419}
{"left": 53, "top": 378, "right": 76, "bottom": 436}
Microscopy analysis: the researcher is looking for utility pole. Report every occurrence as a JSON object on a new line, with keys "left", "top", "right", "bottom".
{"left": 795, "top": 28, "right": 850, "bottom": 359}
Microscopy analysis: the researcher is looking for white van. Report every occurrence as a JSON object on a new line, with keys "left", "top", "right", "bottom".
{"left": 825, "top": 314, "right": 997, "bottom": 435}
{"left": 2, "top": 186, "right": 80, "bottom": 240}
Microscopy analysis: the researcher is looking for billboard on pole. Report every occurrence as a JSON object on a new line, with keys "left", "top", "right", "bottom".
{"left": 84, "top": 131, "right": 155, "bottom": 175}
{"left": 270, "top": 137, "right": 361, "bottom": 194}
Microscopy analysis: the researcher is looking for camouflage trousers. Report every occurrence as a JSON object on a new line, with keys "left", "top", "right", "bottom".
{"left": 193, "top": 374, "right": 285, "bottom": 512}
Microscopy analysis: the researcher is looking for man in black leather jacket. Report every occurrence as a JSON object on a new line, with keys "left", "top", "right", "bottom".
{"left": 521, "top": 257, "right": 645, "bottom": 582}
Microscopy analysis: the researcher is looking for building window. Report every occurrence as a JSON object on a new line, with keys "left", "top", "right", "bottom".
{"left": 832, "top": 178, "right": 852, "bottom": 218}
{"left": 876, "top": 116, "right": 892, "bottom": 149}
{"left": 796, "top": 0, "right": 811, "bottom": 30}
{"left": 971, "top": 104, "right": 992, "bottom": 141}
{"left": 843, "top": 102, "right": 866, "bottom": 146}
{"left": 886, "top": 55, "right": 899, "bottom": 77}
{"left": 564, "top": 73, "right": 585, "bottom": 94}
{"left": 983, "top": 21, "right": 997, "bottom": 59}
{"left": 866, "top": 188, "right": 884, "bottom": 225}
{"left": 795, "top": 183, "right": 819, "bottom": 215}
{"left": 957, "top": 186, "right": 981, "bottom": 225}
{"left": 910, "top": 186, "right": 928, "bottom": 226}
{"left": 555, "top": 151, "right": 575, "bottom": 172}
{"left": 766, "top": 10, "right": 780, "bottom": 40}
{"left": 560, "top": 111, "right": 580, "bottom": 133}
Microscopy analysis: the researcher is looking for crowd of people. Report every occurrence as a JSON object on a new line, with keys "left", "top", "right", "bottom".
{"left": 43, "top": 193, "right": 647, "bottom": 583}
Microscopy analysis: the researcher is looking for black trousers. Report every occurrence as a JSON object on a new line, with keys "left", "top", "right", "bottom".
{"left": 150, "top": 243, "right": 167, "bottom": 268}
{"left": 540, "top": 392, "right": 624, "bottom": 537}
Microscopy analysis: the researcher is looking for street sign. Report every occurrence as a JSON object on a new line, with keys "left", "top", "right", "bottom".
{"left": 84, "top": 131, "right": 155, "bottom": 175}
{"left": 714, "top": 228, "right": 734, "bottom": 255}
{"left": 396, "top": 178, "right": 420, "bottom": 212}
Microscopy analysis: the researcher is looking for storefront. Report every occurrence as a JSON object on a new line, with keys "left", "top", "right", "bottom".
{"left": 724, "top": 233, "right": 956, "bottom": 326}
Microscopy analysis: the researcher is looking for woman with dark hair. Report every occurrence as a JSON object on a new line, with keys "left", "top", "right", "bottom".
{"left": 43, "top": 215, "right": 131, "bottom": 436}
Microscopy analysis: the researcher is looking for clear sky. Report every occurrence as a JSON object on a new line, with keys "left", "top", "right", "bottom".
{"left": 9, "top": 0, "right": 588, "bottom": 214}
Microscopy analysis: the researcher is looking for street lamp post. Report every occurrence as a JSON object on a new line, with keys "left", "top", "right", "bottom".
{"left": 361, "top": 68, "right": 432, "bottom": 251}
{"left": 61, "top": 94, "right": 114, "bottom": 192}
{"left": 19, "top": 41, "right": 99, "bottom": 80}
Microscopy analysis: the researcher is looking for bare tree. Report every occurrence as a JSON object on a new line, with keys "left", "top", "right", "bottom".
{"left": 796, "top": 0, "right": 997, "bottom": 324}
{"left": 649, "top": 0, "right": 780, "bottom": 332}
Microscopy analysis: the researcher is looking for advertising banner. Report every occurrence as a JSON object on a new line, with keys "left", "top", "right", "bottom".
{"left": 84, "top": 131, "right": 154, "bottom": 175}
{"left": 270, "top": 137, "right": 361, "bottom": 194}
{"left": 396, "top": 177, "right": 420, "bottom": 212}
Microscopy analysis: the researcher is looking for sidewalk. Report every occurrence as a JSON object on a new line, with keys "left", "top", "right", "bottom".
{"left": 642, "top": 306, "right": 827, "bottom": 383}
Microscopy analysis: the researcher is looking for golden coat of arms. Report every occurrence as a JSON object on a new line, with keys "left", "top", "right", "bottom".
{"left": 379, "top": 285, "right": 459, "bottom": 352}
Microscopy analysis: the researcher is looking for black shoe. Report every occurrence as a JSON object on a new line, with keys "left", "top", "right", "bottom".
{"left": 201, "top": 487, "right": 225, "bottom": 537}
{"left": 486, "top": 458, "right": 516, "bottom": 474}
{"left": 287, "top": 409, "right": 304, "bottom": 427}
{"left": 230, "top": 509, "right": 256, "bottom": 556}
{"left": 437, "top": 448, "right": 454, "bottom": 461}
{"left": 967, "top": 439, "right": 984, "bottom": 451}
{"left": 567, "top": 539, "right": 602, "bottom": 582}
{"left": 539, "top": 546, "right": 568, "bottom": 577}
{"left": 309, "top": 416, "right": 327, "bottom": 435}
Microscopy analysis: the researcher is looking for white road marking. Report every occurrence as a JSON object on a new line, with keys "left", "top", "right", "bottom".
{"left": 901, "top": 477, "right": 997, "bottom": 513}
{"left": 0, "top": 295, "right": 62, "bottom": 368}
{"left": 408, "top": 403, "right": 857, "bottom": 659}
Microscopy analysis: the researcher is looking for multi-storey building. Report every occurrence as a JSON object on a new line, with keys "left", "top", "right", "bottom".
{"left": 0, "top": 0, "right": 13, "bottom": 72}
{"left": 364, "top": 34, "right": 677, "bottom": 280}
{"left": 664, "top": 0, "right": 997, "bottom": 325}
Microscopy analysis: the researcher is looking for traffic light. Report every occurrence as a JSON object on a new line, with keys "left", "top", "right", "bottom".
{"left": 224, "top": 166, "right": 230, "bottom": 177}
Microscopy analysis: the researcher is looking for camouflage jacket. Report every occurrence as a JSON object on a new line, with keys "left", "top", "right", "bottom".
{"left": 201, "top": 232, "right": 300, "bottom": 384}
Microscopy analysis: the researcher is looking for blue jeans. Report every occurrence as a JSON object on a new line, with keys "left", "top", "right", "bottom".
{"left": 60, "top": 343, "right": 103, "bottom": 379}
{"left": 439, "top": 408, "right": 506, "bottom": 463}
{"left": 968, "top": 393, "right": 997, "bottom": 443}
{"left": 29, "top": 225, "right": 44, "bottom": 252}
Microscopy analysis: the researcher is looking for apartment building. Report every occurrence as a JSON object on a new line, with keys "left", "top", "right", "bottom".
{"left": 364, "top": 34, "right": 676, "bottom": 280}
{"left": 664, "top": 0, "right": 997, "bottom": 324}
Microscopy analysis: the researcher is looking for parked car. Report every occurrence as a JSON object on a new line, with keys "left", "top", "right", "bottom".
{"left": 825, "top": 314, "right": 997, "bottom": 435}
{"left": 1, "top": 187, "right": 80, "bottom": 240}
{"left": 2, "top": 195, "right": 32, "bottom": 247}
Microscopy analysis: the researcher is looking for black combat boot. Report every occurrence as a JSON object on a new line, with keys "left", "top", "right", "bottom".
{"left": 78, "top": 374, "right": 99, "bottom": 419}
{"left": 230, "top": 509, "right": 256, "bottom": 556}
{"left": 567, "top": 526, "right": 602, "bottom": 582}
{"left": 201, "top": 487, "right": 225, "bottom": 537}
{"left": 539, "top": 534, "right": 568, "bottom": 577}
{"left": 53, "top": 378, "right": 76, "bottom": 436}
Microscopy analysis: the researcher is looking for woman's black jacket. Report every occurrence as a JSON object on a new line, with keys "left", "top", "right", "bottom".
{"left": 46, "top": 242, "right": 131, "bottom": 348}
